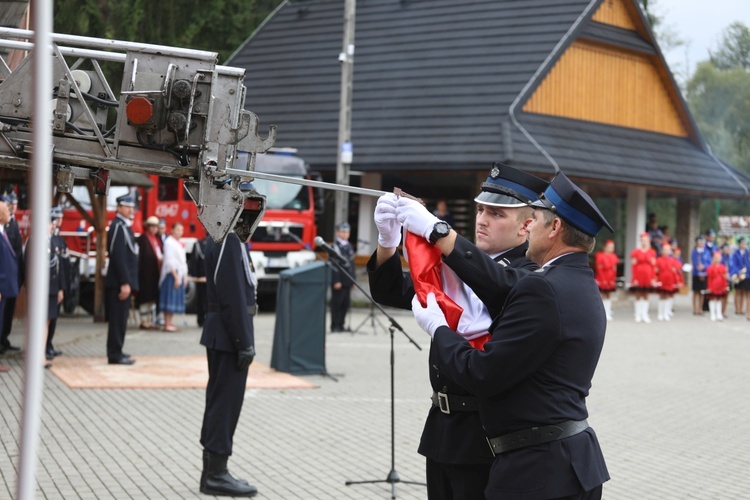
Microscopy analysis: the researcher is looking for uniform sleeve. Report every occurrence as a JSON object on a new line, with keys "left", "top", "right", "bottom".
{"left": 443, "top": 235, "right": 530, "bottom": 319}
{"left": 366, "top": 250, "right": 415, "bottom": 310}
{"left": 432, "top": 273, "right": 561, "bottom": 398}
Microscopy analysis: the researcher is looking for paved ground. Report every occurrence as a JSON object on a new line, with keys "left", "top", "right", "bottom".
{"left": 1, "top": 291, "right": 749, "bottom": 499}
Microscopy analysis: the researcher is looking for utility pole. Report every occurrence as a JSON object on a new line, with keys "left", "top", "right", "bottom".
{"left": 334, "top": 0, "right": 356, "bottom": 229}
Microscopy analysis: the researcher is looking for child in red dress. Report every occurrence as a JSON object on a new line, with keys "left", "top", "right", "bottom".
{"left": 594, "top": 240, "right": 619, "bottom": 320}
{"left": 706, "top": 251, "right": 729, "bottom": 321}
{"left": 630, "top": 232, "right": 657, "bottom": 323}
{"left": 655, "top": 244, "right": 682, "bottom": 321}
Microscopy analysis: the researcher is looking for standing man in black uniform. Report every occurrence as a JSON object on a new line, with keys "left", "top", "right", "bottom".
{"left": 45, "top": 207, "right": 69, "bottom": 360}
{"left": 402, "top": 172, "right": 611, "bottom": 499}
{"left": 330, "top": 222, "right": 355, "bottom": 332}
{"left": 367, "top": 164, "right": 548, "bottom": 499}
{"left": 106, "top": 194, "right": 138, "bottom": 365}
{"left": 199, "top": 228, "right": 258, "bottom": 497}
{"left": 1, "top": 192, "right": 23, "bottom": 354}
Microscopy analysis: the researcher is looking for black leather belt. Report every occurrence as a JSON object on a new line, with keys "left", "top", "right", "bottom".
{"left": 431, "top": 391, "right": 480, "bottom": 414}
{"left": 487, "top": 419, "right": 589, "bottom": 456}
{"left": 207, "top": 303, "right": 258, "bottom": 315}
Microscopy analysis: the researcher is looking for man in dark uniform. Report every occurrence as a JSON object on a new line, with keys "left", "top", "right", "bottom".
{"left": 367, "top": 164, "right": 548, "bottom": 499}
{"left": 199, "top": 227, "right": 258, "bottom": 497}
{"left": 106, "top": 194, "right": 139, "bottom": 365}
{"left": 1, "top": 192, "right": 23, "bottom": 354}
{"left": 401, "top": 171, "right": 611, "bottom": 499}
{"left": 0, "top": 196, "right": 19, "bottom": 362}
{"left": 330, "top": 222, "right": 355, "bottom": 332}
{"left": 45, "top": 207, "right": 70, "bottom": 360}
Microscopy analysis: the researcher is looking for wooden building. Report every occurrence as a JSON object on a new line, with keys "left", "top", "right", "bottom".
{"left": 229, "top": 0, "right": 750, "bottom": 279}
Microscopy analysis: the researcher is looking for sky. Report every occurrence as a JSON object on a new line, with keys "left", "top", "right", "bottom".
{"left": 653, "top": 0, "right": 749, "bottom": 80}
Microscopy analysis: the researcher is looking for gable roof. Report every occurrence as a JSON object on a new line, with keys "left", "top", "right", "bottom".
{"left": 228, "top": 0, "right": 750, "bottom": 198}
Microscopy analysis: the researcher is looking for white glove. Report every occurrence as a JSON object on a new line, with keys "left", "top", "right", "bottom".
{"left": 396, "top": 197, "right": 440, "bottom": 240}
{"left": 374, "top": 193, "right": 402, "bottom": 248}
{"left": 411, "top": 292, "right": 448, "bottom": 338}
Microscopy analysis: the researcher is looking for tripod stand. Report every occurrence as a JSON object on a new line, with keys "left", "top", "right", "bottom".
{"left": 320, "top": 254, "right": 426, "bottom": 497}
{"left": 351, "top": 301, "right": 384, "bottom": 334}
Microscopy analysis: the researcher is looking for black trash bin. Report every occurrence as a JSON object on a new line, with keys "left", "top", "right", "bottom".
{"left": 270, "top": 261, "right": 328, "bottom": 374}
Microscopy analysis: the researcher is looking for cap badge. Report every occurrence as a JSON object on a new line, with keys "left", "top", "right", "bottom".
{"left": 490, "top": 166, "right": 500, "bottom": 179}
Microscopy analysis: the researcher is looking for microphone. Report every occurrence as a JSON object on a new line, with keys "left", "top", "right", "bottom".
{"left": 314, "top": 236, "right": 349, "bottom": 267}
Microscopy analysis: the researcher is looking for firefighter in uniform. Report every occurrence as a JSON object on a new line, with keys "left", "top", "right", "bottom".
{"left": 199, "top": 226, "right": 258, "bottom": 497}
{"left": 105, "top": 194, "right": 138, "bottom": 365}
{"left": 330, "top": 222, "right": 355, "bottom": 332}
{"left": 367, "top": 164, "right": 548, "bottom": 499}
{"left": 1, "top": 192, "right": 23, "bottom": 354}
{"left": 46, "top": 207, "right": 70, "bottom": 360}
{"left": 403, "top": 172, "right": 611, "bottom": 499}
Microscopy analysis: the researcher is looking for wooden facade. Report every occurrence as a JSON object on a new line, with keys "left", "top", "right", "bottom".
{"left": 523, "top": 40, "right": 688, "bottom": 137}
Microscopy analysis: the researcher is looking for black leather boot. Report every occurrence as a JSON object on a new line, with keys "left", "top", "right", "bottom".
{"left": 200, "top": 450, "right": 257, "bottom": 497}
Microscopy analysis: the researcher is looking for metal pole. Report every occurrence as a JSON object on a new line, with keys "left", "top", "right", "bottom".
{"left": 334, "top": 0, "right": 356, "bottom": 229}
{"left": 17, "top": 1, "right": 53, "bottom": 498}
{"left": 225, "top": 168, "right": 387, "bottom": 198}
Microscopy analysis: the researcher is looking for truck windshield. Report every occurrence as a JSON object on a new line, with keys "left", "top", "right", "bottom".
{"left": 253, "top": 177, "right": 310, "bottom": 210}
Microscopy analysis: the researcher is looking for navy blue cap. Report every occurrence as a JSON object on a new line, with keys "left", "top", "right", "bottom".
{"left": 116, "top": 194, "right": 136, "bottom": 207}
{"left": 8, "top": 192, "right": 17, "bottom": 203}
{"left": 239, "top": 182, "right": 255, "bottom": 192}
{"left": 530, "top": 171, "right": 613, "bottom": 236}
{"left": 336, "top": 222, "right": 351, "bottom": 231}
{"left": 51, "top": 206, "right": 64, "bottom": 220}
{"left": 0, "top": 195, "right": 9, "bottom": 203}
{"left": 475, "top": 163, "right": 549, "bottom": 208}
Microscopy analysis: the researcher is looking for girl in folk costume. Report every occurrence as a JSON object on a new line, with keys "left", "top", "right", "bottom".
{"left": 594, "top": 240, "right": 618, "bottom": 320}
{"left": 630, "top": 232, "right": 657, "bottom": 323}
{"left": 159, "top": 222, "right": 188, "bottom": 332}
{"left": 655, "top": 244, "right": 682, "bottom": 321}
{"left": 706, "top": 251, "right": 729, "bottom": 321}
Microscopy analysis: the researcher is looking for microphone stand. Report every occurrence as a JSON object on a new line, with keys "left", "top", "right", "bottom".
{"left": 319, "top": 246, "right": 425, "bottom": 498}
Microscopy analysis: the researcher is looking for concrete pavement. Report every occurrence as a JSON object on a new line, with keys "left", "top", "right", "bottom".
{"left": 1, "top": 292, "right": 749, "bottom": 499}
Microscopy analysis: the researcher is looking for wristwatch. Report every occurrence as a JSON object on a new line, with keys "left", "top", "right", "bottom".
{"left": 429, "top": 221, "right": 451, "bottom": 244}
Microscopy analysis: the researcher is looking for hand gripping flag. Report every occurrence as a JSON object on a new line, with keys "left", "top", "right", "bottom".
{"left": 404, "top": 231, "right": 492, "bottom": 350}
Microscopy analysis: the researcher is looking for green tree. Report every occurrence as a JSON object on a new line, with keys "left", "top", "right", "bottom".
{"left": 710, "top": 21, "right": 750, "bottom": 71}
{"left": 53, "top": 0, "right": 283, "bottom": 63}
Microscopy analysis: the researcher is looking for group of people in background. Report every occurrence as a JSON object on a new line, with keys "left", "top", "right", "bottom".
{"left": 135, "top": 214, "right": 189, "bottom": 333}
{"left": 593, "top": 220, "right": 750, "bottom": 323}
{"left": 0, "top": 191, "right": 195, "bottom": 368}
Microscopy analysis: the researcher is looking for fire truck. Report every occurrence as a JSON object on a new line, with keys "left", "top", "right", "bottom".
{"left": 141, "top": 147, "right": 322, "bottom": 308}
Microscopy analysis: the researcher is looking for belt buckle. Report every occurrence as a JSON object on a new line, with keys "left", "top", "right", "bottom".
{"left": 486, "top": 437, "right": 497, "bottom": 457}
{"left": 437, "top": 392, "right": 450, "bottom": 414}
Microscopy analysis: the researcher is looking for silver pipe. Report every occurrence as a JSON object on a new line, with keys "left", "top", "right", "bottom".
{"left": 0, "top": 27, "right": 217, "bottom": 61}
{"left": 224, "top": 167, "right": 388, "bottom": 198}
{"left": 17, "top": 3, "right": 53, "bottom": 499}
{"left": 0, "top": 36, "right": 243, "bottom": 74}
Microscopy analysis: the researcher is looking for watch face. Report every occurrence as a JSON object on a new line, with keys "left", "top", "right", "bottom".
{"left": 430, "top": 221, "right": 451, "bottom": 243}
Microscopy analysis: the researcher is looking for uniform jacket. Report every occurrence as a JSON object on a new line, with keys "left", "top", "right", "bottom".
{"left": 730, "top": 249, "right": 748, "bottom": 281}
{"left": 331, "top": 239, "right": 355, "bottom": 287}
{"left": 432, "top": 247, "right": 609, "bottom": 498}
{"left": 24, "top": 235, "right": 68, "bottom": 297}
{"left": 200, "top": 233, "right": 255, "bottom": 353}
{"left": 106, "top": 215, "right": 139, "bottom": 291}
{"left": 0, "top": 228, "right": 19, "bottom": 299}
{"left": 5, "top": 217, "right": 24, "bottom": 287}
{"left": 367, "top": 240, "right": 537, "bottom": 465}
